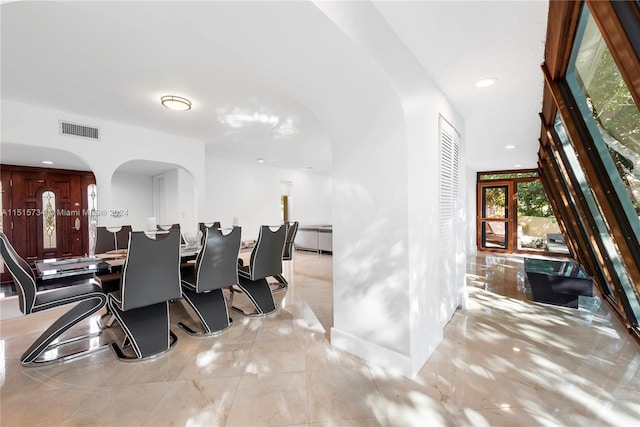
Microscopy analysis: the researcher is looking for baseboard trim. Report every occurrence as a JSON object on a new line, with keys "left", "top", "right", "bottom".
{"left": 330, "top": 327, "right": 418, "bottom": 378}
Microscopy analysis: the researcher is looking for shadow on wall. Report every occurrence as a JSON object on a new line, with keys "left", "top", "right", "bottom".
{"left": 332, "top": 179, "right": 412, "bottom": 355}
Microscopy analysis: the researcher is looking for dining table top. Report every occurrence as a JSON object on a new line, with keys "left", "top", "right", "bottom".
{"left": 35, "top": 244, "right": 252, "bottom": 280}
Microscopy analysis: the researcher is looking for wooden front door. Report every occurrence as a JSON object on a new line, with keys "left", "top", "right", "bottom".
{"left": 1, "top": 165, "right": 95, "bottom": 280}
{"left": 477, "top": 181, "right": 516, "bottom": 253}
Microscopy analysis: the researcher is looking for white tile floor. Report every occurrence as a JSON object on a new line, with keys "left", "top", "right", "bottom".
{"left": 1, "top": 252, "right": 638, "bottom": 426}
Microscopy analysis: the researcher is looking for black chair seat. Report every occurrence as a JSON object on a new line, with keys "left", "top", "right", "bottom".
{"left": 33, "top": 282, "right": 105, "bottom": 313}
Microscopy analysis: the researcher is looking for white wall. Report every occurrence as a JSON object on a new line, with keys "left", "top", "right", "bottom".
{"left": 204, "top": 156, "right": 332, "bottom": 242}
{"left": 1, "top": 4, "right": 468, "bottom": 378}
{"left": 150, "top": 168, "right": 198, "bottom": 232}
{"left": 1, "top": 100, "right": 207, "bottom": 228}
{"left": 177, "top": 168, "right": 198, "bottom": 232}
{"left": 312, "top": 1, "right": 466, "bottom": 377}
{"left": 110, "top": 172, "right": 154, "bottom": 231}
{"left": 466, "top": 166, "right": 478, "bottom": 257}
{"left": 0, "top": 100, "right": 330, "bottom": 242}
{"left": 161, "top": 169, "right": 180, "bottom": 227}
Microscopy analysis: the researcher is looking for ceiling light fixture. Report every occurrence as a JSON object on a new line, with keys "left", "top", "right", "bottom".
{"left": 256, "top": 158, "right": 265, "bottom": 163}
{"left": 42, "top": 160, "right": 54, "bottom": 165}
{"left": 272, "top": 125, "right": 297, "bottom": 136}
{"left": 160, "top": 95, "right": 192, "bottom": 111}
{"left": 475, "top": 77, "right": 497, "bottom": 88}
{"left": 505, "top": 145, "right": 516, "bottom": 149}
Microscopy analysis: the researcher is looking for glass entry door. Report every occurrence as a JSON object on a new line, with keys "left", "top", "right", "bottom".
{"left": 478, "top": 183, "right": 512, "bottom": 252}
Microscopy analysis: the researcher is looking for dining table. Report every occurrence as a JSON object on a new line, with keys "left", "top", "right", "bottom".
{"left": 34, "top": 243, "right": 253, "bottom": 281}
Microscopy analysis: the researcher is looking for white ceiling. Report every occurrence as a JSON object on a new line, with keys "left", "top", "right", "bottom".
{"left": 1, "top": 0, "right": 548, "bottom": 175}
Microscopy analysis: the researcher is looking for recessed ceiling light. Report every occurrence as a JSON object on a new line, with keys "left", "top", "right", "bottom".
{"left": 475, "top": 77, "right": 497, "bottom": 88}
{"left": 41, "top": 160, "right": 54, "bottom": 165}
{"left": 505, "top": 145, "right": 516, "bottom": 149}
{"left": 256, "top": 158, "right": 265, "bottom": 163}
{"left": 160, "top": 95, "right": 192, "bottom": 111}
{"left": 514, "top": 164, "right": 522, "bottom": 168}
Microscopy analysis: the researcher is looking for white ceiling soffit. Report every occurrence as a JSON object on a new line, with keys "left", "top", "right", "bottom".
{"left": 0, "top": 142, "right": 91, "bottom": 171}
{"left": 115, "top": 160, "right": 181, "bottom": 177}
{"left": 1, "top": 1, "right": 548, "bottom": 174}
{"left": 373, "top": 1, "right": 548, "bottom": 171}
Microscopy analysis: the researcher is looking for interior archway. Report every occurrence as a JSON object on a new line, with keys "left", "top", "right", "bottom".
{"left": 111, "top": 160, "right": 198, "bottom": 233}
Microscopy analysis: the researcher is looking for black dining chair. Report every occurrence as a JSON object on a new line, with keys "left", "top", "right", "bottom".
{"left": 107, "top": 229, "right": 182, "bottom": 361}
{"left": 115, "top": 225, "right": 133, "bottom": 250}
{"left": 158, "top": 223, "right": 185, "bottom": 244}
{"left": 93, "top": 225, "right": 132, "bottom": 299}
{"left": 273, "top": 221, "right": 299, "bottom": 287}
{"left": 232, "top": 225, "right": 286, "bottom": 316}
{"left": 179, "top": 226, "right": 241, "bottom": 335}
{"left": 198, "top": 221, "right": 221, "bottom": 246}
{"left": 0, "top": 231, "right": 108, "bottom": 366}
{"left": 94, "top": 226, "right": 117, "bottom": 254}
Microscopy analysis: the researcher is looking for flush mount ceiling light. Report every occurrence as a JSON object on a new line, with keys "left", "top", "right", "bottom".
{"left": 160, "top": 95, "right": 192, "bottom": 111}
{"left": 256, "top": 158, "right": 265, "bottom": 163}
{"left": 505, "top": 145, "right": 516, "bottom": 149}
{"left": 41, "top": 160, "right": 54, "bottom": 165}
{"left": 272, "top": 125, "right": 297, "bottom": 136}
{"left": 475, "top": 77, "right": 497, "bottom": 88}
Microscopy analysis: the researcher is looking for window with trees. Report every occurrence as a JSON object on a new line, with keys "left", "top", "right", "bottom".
{"left": 538, "top": 0, "right": 640, "bottom": 340}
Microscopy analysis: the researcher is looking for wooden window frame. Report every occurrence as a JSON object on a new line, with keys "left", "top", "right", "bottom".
{"left": 538, "top": 0, "right": 640, "bottom": 341}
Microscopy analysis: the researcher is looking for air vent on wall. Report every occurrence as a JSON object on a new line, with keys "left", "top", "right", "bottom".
{"left": 59, "top": 120, "right": 100, "bottom": 140}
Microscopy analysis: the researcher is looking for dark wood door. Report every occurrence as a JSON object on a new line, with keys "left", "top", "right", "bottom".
{"left": 1, "top": 165, "right": 95, "bottom": 280}
{"left": 477, "top": 181, "right": 516, "bottom": 253}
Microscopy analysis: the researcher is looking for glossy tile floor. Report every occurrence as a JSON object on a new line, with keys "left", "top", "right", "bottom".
{"left": 1, "top": 252, "right": 639, "bottom": 426}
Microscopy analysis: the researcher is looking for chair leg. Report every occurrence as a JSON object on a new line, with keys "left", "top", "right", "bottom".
{"left": 273, "top": 274, "right": 288, "bottom": 286}
{"left": 232, "top": 276, "right": 277, "bottom": 316}
{"left": 179, "top": 288, "right": 233, "bottom": 336}
{"left": 97, "top": 312, "right": 116, "bottom": 330}
{"left": 269, "top": 275, "right": 289, "bottom": 308}
{"left": 21, "top": 295, "right": 109, "bottom": 366}
{"left": 108, "top": 300, "right": 178, "bottom": 361}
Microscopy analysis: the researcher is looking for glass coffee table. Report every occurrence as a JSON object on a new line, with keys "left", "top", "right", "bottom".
{"left": 524, "top": 258, "right": 593, "bottom": 308}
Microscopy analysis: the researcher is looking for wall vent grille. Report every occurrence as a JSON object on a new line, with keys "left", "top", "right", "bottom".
{"left": 59, "top": 121, "right": 100, "bottom": 140}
